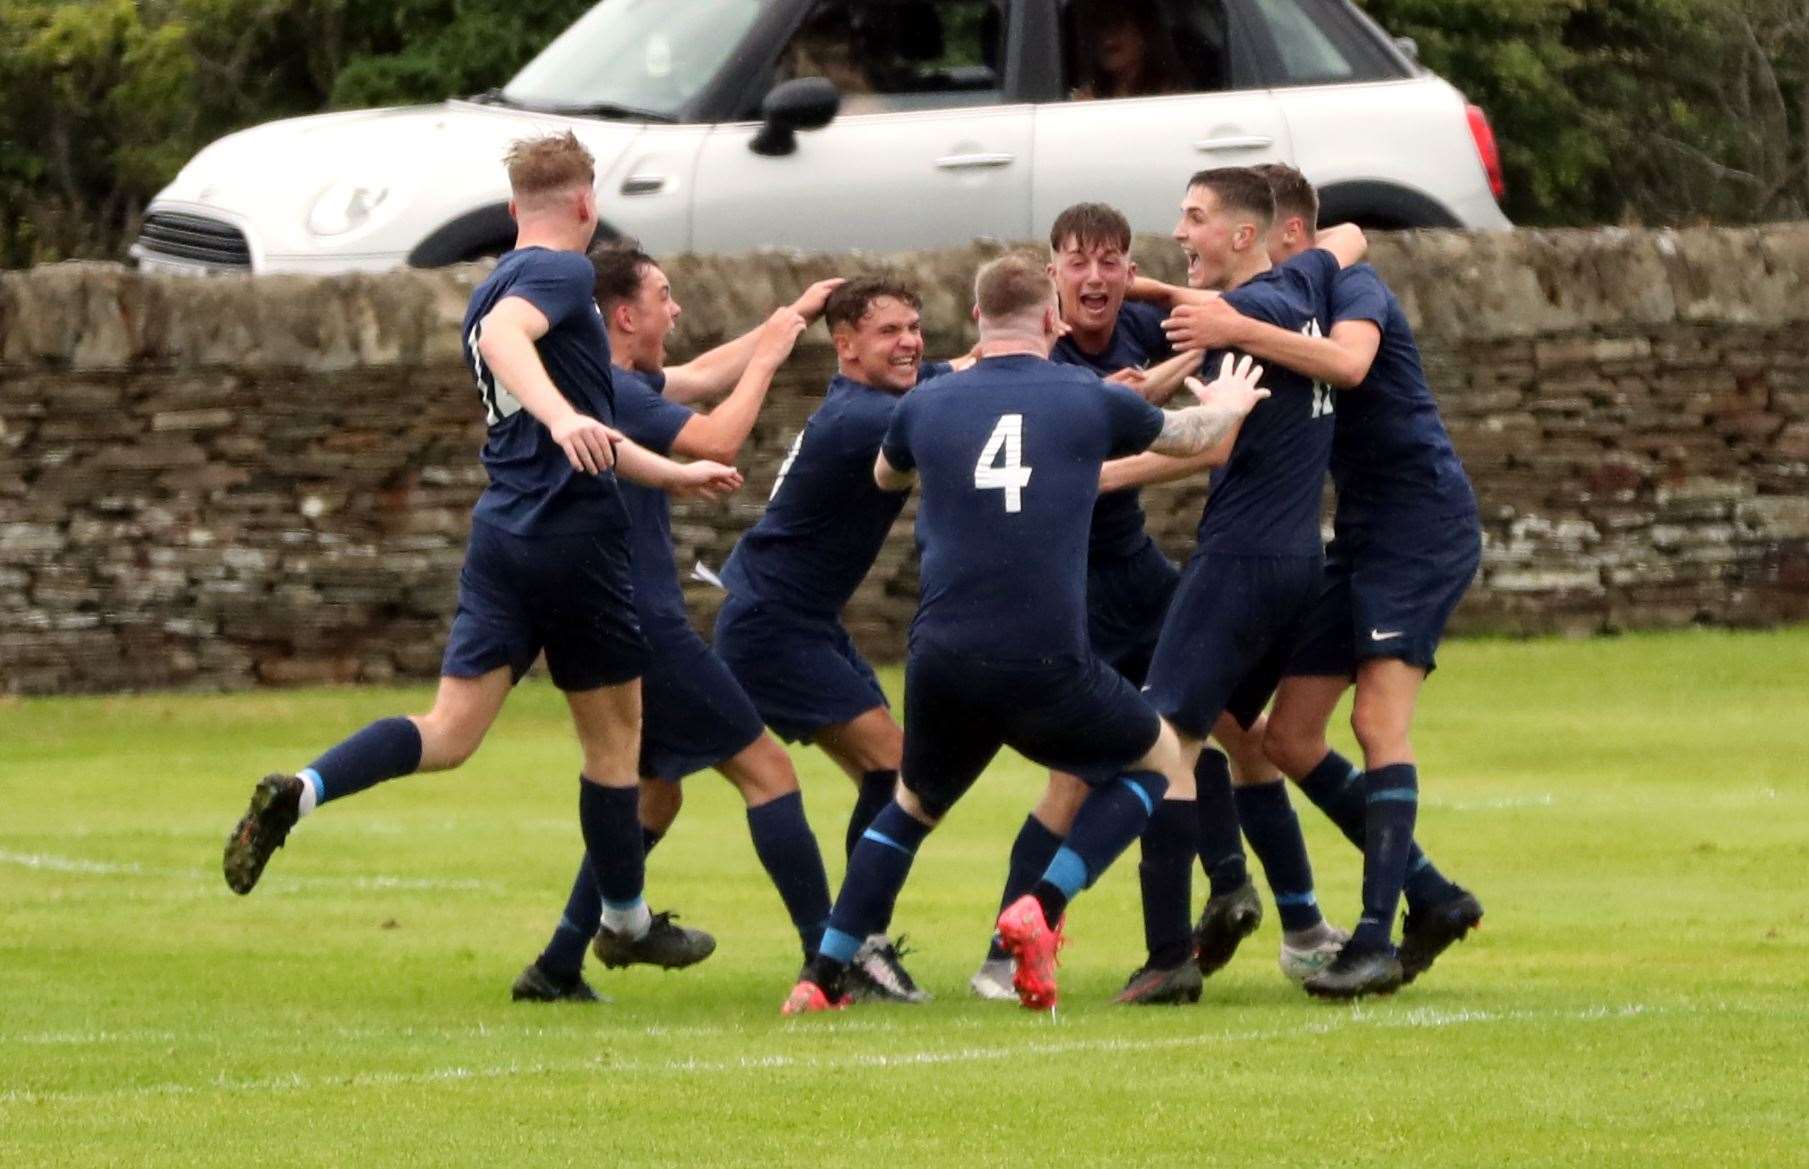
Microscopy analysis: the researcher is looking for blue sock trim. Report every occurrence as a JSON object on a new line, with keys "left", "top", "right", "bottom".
{"left": 299, "top": 768, "right": 324, "bottom": 804}
{"left": 1273, "top": 891, "right": 1319, "bottom": 908}
{"left": 1410, "top": 853, "right": 1433, "bottom": 872}
{"left": 601, "top": 895, "right": 645, "bottom": 913}
{"left": 1043, "top": 846, "right": 1091, "bottom": 899}
{"left": 556, "top": 915, "right": 586, "bottom": 936}
{"left": 860, "top": 828, "right": 914, "bottom": 856}
{"left": 1344, "top": 766, "right": 1363, "bottom": 785}
{"left": 819, "top": 927, "right": 863, "bottom": 963}
{"left": 1118, "top": 775, "right": 1156, "bottom": 815}
{"left": 1367, "top": 788, "right": 1420, "bottom": 803}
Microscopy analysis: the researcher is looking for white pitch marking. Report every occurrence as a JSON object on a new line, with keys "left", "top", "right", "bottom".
{"left": 0, "top": 1003, "right": 1690, "bottom": 1106}
{"left": 0, "top": 848, "right": 498, "bottom": 893}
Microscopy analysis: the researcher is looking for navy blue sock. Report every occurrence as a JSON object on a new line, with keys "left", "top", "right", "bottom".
{"left": 1138, "top": 798, "right": 1197, "bottom": 969}
{"left": 1297, "top": 750, "right": 1457, "bottom": 913}
{"left": 577, "top": 780, "right": 644, "bottom": 911}
{"left": 1352, "top": 763, "right": 1419, "bottom": 954}
{"left": 1234, "top": 780, "right": 1324, "bottom": 932}
{"left": 1033, "top": 770, "right": 1168, "bottom": 925}
{"left": 747, "top": 792, "right": 833, "bottom": 957}
{"left": 300, "top": 717, "right": 422, "bottom": 805}
{"left": 821, "top": 802, "right": 931, "bottom": 971}
{"left": 642, "top": 825, "right": 665, "bottom": 856}
{"left": 1193, "top": 748, "right": 1248, "bottom": 896}
{"left": 847, "top": 769, "right": 897, "bottom": 860}
{"left": 986, "top": 813, "right": 1065, "bottom": 961}
{"left": 537, "top": 859, "right": 600, "bottom": 982}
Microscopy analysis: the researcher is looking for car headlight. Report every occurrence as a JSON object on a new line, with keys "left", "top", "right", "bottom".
{"left": 306, "top": 181, "right": 395, "bottom": 237}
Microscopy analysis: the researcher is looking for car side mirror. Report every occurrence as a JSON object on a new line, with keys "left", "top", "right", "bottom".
{"left": 1394, "top": 36, "right": 1420, "bottom": 64}
{"left": 749, "top": 77, "right": 840, "bottom": 157}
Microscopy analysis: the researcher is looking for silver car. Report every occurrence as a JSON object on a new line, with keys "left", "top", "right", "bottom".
{"left": 131, "top": 0, "right": 1510, "bottom": 275}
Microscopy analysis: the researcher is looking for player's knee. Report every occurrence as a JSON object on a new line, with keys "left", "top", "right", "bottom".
{"left": 1350, "top": 703, "right": 1408, "bottom": 761}
{"left": 413, "top": 712, "right": 485, "bottom": 771}
{"left": 722, "top": 737, "right": 800, "bottom": 806}
{"left": 1262, "top": 717, "right": 1315, "bottom": 777}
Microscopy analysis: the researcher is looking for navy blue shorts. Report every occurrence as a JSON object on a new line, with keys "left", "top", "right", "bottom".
{"left": 712, "top": 594, "right": 888, "bottom": 743}
{"left": 901, "top": 648, "right": 1162, "bottom": 820}
{"left": 442, "top": 520, "right": 648, "bottom": 692}
{"left": 1142, "top": 552, "right": 1322, "bottom": 738}
{"left": 1287, "top": 516, "right": 1481, "bottom": 677}
{"left": 639, "top": 618, "right": 767, "bottom": 782}
{"left": 1087, "top": 539, "right": 1180, "bottom": 689}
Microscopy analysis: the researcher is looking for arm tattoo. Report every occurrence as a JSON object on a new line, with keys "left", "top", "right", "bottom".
{"left": 1147, "top": 403, "right": 1241, "bottom": 457}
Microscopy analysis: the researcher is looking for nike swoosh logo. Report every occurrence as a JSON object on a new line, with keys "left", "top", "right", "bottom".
{"left": 1370, "top": 629, "right": 1403, "bottom": 641}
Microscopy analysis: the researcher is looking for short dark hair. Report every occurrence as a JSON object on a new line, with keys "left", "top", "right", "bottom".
{"left": 824, "top": 275, "right": 922, "bottom": 331}
{"left": 1186, "top": 166, "right": 1275, "bottom": 229}
{"left": 974, "top": 251, "right": 1055, "bottom": 322}
{"left": 588, "top": 238, "right": 657, "bottom": 312}
{"left": 1252, "top": 163, "right": 1318, "bottom": 229}
{"left": 1049, "top": 202, "right": 1132, "bottom": 255}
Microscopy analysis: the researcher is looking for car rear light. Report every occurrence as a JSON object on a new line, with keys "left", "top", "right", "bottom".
{"left": 1466, "top": 102, "right": 1505, "bottom": 201}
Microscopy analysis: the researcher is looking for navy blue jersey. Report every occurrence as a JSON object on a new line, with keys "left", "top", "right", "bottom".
{"left": 1327, "top": 265, "right": 1477, "bottom": 528}
{"left": 1051, "top": 302, "right": 1175, "bottom": 563}
{"left": 881, "top": 354, "right": 1165, "bottom": 661}
{"left": 1050, "top": 300, "right": 1172, "bottom": 375}
{"left": 1197, "top": 249, "right": 1340, "bottom": 556}
{"left": 461, "top": 247, "right": 629, "bottom": 536}
{"left": 721, "top": 362, "right": 952, "bottom": 619}
{"left": 610, "top": 366, "right": 697, "bottom": 635}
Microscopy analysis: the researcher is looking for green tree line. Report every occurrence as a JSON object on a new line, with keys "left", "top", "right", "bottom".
{"left": 2, "top": 0, "right": 1806, "bottom": 267}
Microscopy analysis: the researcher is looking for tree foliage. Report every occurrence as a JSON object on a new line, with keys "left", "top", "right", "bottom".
{"left": 1, "top": 0, "right": 1806, "bottom": 265}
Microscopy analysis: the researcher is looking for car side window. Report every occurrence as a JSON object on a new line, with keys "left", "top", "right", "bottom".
{"left": 774, "top": 0, "right": 1008, "bottom": 114}
{"left": 1061, "top": 0, "right": 1233, "bottom": 99}
{"left": 1247, "top": 0, "right": 1353, "bottom": 84}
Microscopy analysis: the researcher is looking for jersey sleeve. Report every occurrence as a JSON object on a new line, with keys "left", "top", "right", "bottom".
{"left": 1331, "top": 264, "right": 1391, "bottom": 329}
{"left": 879, "top": 394, "right": 918, "bottom": 472}
{"left": 613, "top": 370, "right": 695, "bottom": 456}
{"left": 1101, "top": 380, "right": 1167, "bottom": 457}
{"left": 1119, "top": 301, "right": 1175, "bottom": 365}
{"left": 1280, "top": 247, "right": 1342, "bottom": 322}
{"left": 501, "top": 250, "right": 596, "bottom": 330}
{"left": 917, "top": 360, "right": 955, "bottom": 384}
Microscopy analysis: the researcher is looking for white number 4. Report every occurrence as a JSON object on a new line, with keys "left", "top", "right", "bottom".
{"left": 974, "top": 413, "right": 1033, "bottom": 513}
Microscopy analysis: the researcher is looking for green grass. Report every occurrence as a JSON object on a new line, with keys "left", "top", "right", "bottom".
{"left": 3, "top": 628, "right": 1807, "bottom": 1168}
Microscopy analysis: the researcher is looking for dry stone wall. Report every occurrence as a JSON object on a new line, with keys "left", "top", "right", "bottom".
{"left": 2, "top": 227, "right": 1806, "bottom": 694}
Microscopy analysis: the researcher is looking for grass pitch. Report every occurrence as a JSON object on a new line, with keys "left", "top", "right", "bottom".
{"left": 3, "top": 628, "right": 1807, "bottom": 1168}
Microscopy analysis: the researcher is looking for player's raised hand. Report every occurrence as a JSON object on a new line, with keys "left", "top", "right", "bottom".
{"left": 789, "top": 278, "right": 846, "bottom": 323}
{"left": 1161, "top": 294, "right": 1242, "bottom": 352}
{"left": 550, "top": 414, "right": 620, "bottom": 474}
{"left": 754, "top": 307, "right": 809, "bottom": 368}
{"left": 1185, "top": 354, "right": 1268, "bottom": 416}
{"left": 671, "top": 460, "right": 744, "bottom": 502}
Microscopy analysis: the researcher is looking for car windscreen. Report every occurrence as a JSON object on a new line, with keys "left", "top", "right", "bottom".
{"left": 502, "top": 0, "right": 768, "bottom": 119}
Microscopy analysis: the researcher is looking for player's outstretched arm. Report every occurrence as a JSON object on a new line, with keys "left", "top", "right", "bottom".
{"left": 1146, "top": 354, "right": 1270, "bottom": 457}
{"left": 873, "top": 450, "right": 916, "bottom": 493}
{"left": 671, "top": 308, "right": 806, "bottom": 464}
{"left": 1163, "top": 297, "right": 1381, "bottom": 389}
{"left": 1127, "top": 275, "right": 1219, "bottom": 309}
{"left": 1105, "top": 349, "right": 1204, "bottom": 406}
{"left": 1100, "top": 444, "right": 1226, "bottom": 493}
{"left": 664, "top": 278, "right": 843, "bottom": 405}
{"left": 478, "top": 297, "right": 621, "bottom": 474}
{"left": 1315, "top": 223, "right": 1368, "bottom": 269}
{"left": 614, "top": 436, "right": 744, "bottom": 500}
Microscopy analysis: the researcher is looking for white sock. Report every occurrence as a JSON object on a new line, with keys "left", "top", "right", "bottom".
{"left": 295, "top": 771, "right": 320, "bottom": 819}
{"left": 600, "top": 898, "right": 651, "bottom": 940}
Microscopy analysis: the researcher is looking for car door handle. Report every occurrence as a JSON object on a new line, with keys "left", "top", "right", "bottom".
{"left": 934, "top": 152, "right": 1016, "bottom": 170}
{"left": 1192, "top": 135, "right": 1273, "bottom": 152}
{"left": 620, "top": 173, "right": 669, "bottom": 196}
